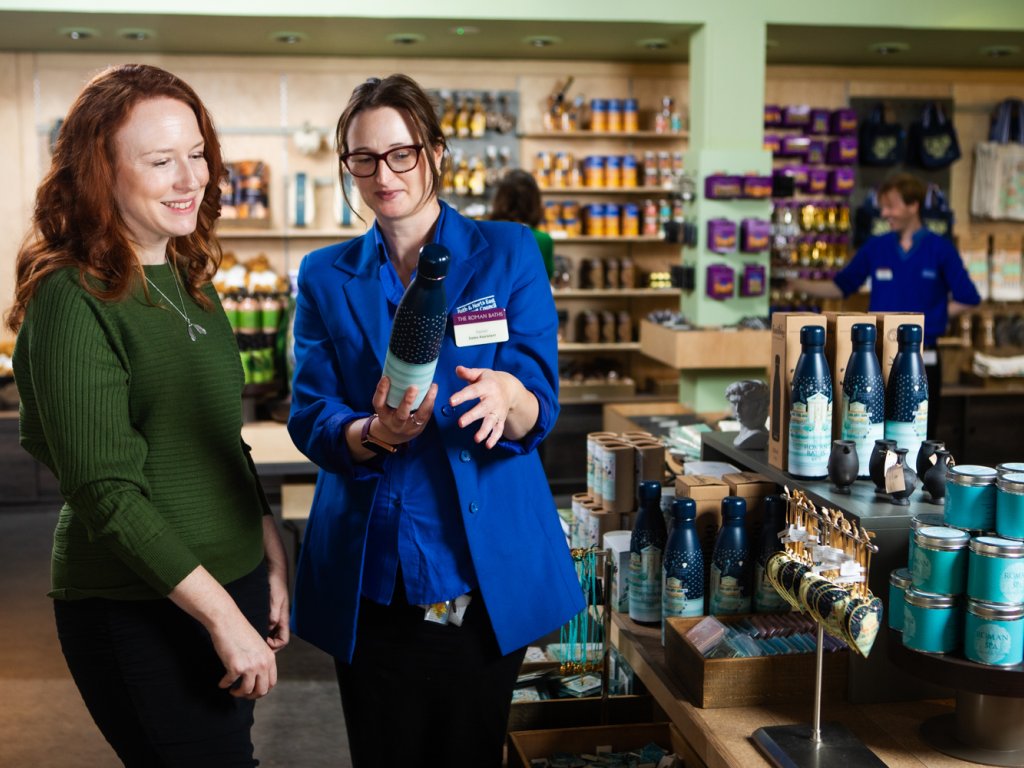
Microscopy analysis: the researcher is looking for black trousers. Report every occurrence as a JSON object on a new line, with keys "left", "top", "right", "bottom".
{"left": 335, "top": 582, "right": 526, "bottom": 768}
{"left": 54, "top": 563, "right": 269, "bottom": 768}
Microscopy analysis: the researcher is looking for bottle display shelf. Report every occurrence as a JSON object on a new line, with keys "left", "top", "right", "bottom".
{"left": 553, "top": 288, "right": 680, "bottom": 298}
{"left": 522, "top": 130, "right": 688, "bottom": 141}
{"left": 539, "top": 186, "right": 679, "bottom": 195}
{"left": 216, "top": 227, "right": 366, "bottom": 240}
{"left": 549, "top": 235, "right": 672, "bottom": 244}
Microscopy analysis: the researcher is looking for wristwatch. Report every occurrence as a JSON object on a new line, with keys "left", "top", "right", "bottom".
{"left": 360, "top": 414, "right": 401, "bottom": 456}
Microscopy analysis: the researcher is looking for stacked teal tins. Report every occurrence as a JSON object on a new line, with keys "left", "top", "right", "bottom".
{"left": 903, "top": 588, "right": 962, "bottom": 653}
{"left": 912, "top": 526, "right": 969, "bottom": 595}
{"left": 888, "top": 567, "right": 912, "bottom": 631}
{"left": 965, "top": 600, "right": 1024, "bottom": 666}
{"left": 903, "top": 526, "right": 969, "bottom": 654}
{"left": 907, "top": 512, "right": 945, "bottom": 572}
{"left": 964, "top": 536, "right": 1024, "bottom": 666}
{"left": 967, "top": 536, "right": 1024, "bottom": 605}
{"left": 945, "top": 465, "right": 998, "bottom": 532}
{"left": 996, "top": 472, "right": 1024, "bottom": 540}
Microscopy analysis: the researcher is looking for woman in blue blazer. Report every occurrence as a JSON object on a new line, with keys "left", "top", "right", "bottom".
{"left": 287, "top": 74, "right": 585, "bottom": 768}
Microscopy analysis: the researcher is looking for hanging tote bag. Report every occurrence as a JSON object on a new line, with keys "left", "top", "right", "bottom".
{"left": 921, "top": 184, "right": 955, "bottom": 239}
{"left": 908, "top": 101, "right": 961, "bottom": 169}
{"left": 853, "top": 189, "right": 889, "bottom": 248}
{"left": 971, "top": 99, "right": 1024, "bottom": 220}
{"left": 858, "top": 103, "right": 905, "bottom": 166}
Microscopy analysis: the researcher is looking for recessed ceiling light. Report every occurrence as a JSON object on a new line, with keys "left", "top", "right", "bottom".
{"left": 271, "top": 31, "right": 307, "bottom": 45}
{"left": 118, "top": 28, "right": 153, "bottom": 42}
{"left": 980, "top": 44, "right": 1020, "bottom": 58}
{"left": 58, "top": 27, "right": 98, "bottom": 41}
{"left": 449, "top": 26, "right": 480, "bottom": 37}
{"left": 524, "top": 35, "right": 560, "bottom": 48}
{"left": 869, "top": 42, "right": 910, "bottom": 55}
{"left": 637, "top": 38, "right": 670, "bottom": 51}
{"left": 387, "top": 33, "right": 425, "bottom": 46}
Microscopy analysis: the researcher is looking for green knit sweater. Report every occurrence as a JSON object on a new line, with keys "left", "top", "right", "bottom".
{"left": 14, "top": 265, "right": 267, "bottom": 600}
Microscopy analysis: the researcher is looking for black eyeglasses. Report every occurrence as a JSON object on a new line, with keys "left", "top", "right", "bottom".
{"left": 340, "top": 145, "right": 423, "bottom": 177}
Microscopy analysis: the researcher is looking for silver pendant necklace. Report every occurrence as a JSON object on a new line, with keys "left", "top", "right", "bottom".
{"left": 145, "top": 261, "right": 207, "bottom": 341}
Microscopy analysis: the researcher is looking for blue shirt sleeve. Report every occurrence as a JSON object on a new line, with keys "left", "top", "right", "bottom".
{"left": 833, "top": 238, "right": 876, "bottom": 298}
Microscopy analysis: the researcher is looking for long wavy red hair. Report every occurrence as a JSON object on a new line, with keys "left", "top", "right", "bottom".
{"left": 6, "top": 63, "right": 226, "bottom": 332}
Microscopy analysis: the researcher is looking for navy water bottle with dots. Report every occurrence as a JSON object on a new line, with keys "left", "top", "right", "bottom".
{"left": 841, "top": 323, "right": 885, "bottom": 477}
{"left": 663, "top": 497, "right": 705, "bottom": 641}
{"left": 788, "top": 325, "right": 832, "bottom": 479}
{"left": 884, "top": 323, "right": 929, "bottom": 466}
{"left": 753, "top": 494, "right": 790, "bottom": 613}
{"left": 629, "top": 480, "right": 667, "bottom": 625}
{"left": 709, "top": 496, "right": 752, "bottom": 615}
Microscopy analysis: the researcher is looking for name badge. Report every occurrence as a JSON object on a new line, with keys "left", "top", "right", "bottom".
{"left": 453, "top": 308, "right": 509, "bottom": 347}
{"left": 875, "top": 268, "right": 894, "bottom": 281}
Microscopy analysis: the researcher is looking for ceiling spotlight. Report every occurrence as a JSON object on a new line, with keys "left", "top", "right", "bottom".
{"left": 271, "top": 31, "right": 307, "bottom": 45}
{"left": 59, "top": 27, "right": 97, "bottom": 41}
{"left": 524, "top": 35, "right": 560, "bottom": 48}
{"left": 450, "top": 26, "right": 480, "bottom": 36}
{"left": 869, "top": 42, "right": 910, "bottom": 55}
{"left": 387, "top": 33, "right": 425, "bottom": 46}
{"left": 981, "top": 45, "right": 1020, "bottom": 58}
{"left": 638, "top": 38, "right": 670, "bottom": 51}
{"left": 118, "top": 29, "right": 153, "bottom": 42}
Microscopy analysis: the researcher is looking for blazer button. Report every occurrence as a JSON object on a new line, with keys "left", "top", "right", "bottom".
{"left": 469, "top": 501, "right": 479, "bottom": 514}
{"left": 459, "top": 449, "right": 472, "bottom": 462}
{"left": 441, "top": 404, "right": 454, "bottom": 418}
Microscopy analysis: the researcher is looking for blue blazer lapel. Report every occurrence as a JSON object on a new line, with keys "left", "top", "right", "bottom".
{"left": 438, "top": 202, "right": 487, "bottom": 315}
{"left": 336, "top": 237, "right": 388, "bottom": 370}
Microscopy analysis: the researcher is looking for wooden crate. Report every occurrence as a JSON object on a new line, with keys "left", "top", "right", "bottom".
{"left": 639, "top": 320, "right": 770, "bottom": 370}
{"left": 663, "top": 616, "right": 848, "bottom": 709}
{"left": 508, "top": 694, "right": 655, "bottom": 733}
{"left": 508, "top": 722, "right": 693, "bottom": 768}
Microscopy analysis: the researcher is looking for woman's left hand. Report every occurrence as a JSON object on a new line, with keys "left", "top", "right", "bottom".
{"left": 450, "top": 365, "right": 537, "bottom": 448}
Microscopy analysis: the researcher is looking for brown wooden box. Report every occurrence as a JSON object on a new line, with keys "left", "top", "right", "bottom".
{"left": 508, "top": 722, "right": 692, "bottom": 768}
{"left": 508, "top": 694, "right": 655, "bottom": 734}
{"left": 639, "top": 320, "right": 771, "bottom": 370}
{"left": 663, "top": 616, "right": 848, "bottom": 709}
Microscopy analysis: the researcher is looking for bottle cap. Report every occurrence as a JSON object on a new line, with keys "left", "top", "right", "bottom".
{"left": 799, "top": 325, "right": 824, "bottom": 346}
{"left": 851, "top": 322, "right": 876, "bottom": 344}
{"left": 417, "top": 243, "right": 451, "bottom": 280}
{"left": 897, "top": 323, "right": 922, "bottom": 345}
{"left": 721, "top": 495, "right": 746, "bottom": 520}
{"left": 638, "top": 480, "right": 662, "bottom": 504}
{"left": 671, "top": 497, "right": 696, "bottom": 522}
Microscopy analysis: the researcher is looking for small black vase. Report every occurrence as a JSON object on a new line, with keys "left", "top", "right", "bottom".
{"left": 869, "top": 438, "right": 898, "bottom": 497}
{"left": 922, "top": 449, "right": 954, "bottom": 505}
{"left": 888, "top": 448, "right": 918, "bottom": 506}
{"left": 828, "top": 440, "right": 859, "bottom": 494}
{"left": 916, "top": 439, "right": 945, "bottom": 482}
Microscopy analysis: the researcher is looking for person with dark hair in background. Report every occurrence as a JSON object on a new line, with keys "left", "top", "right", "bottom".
{"left": 8, "top": 63, "right": 289, "bottom": 767}
{"left": 287, "top": 74, "right": 584, "bottom": 768}
{"left": 787, "top": 171, "right": 981, "bottom": 435}
{"left": 490, "top": 168, "right": 555, "bottom": 279}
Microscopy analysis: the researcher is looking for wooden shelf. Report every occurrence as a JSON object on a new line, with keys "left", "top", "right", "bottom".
{"left": 216, "top": 227, "right": 366, "bottom": 240}
{"left": 553, "top": 288, "right": 679, "bottom": 298}
{"left": 540, "top": 186, "right": 677, "bottom": 195}
{"left": 558, "top": 342, "right": 641, "bottom": 352}
{"left": 521, "top": 130, "right": 688, "bottom": 140}
{"left": 549, "top": 235, "right": 672, "bottom": 244}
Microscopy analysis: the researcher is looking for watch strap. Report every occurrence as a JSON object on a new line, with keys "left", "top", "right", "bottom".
{"left": 360, "top": 414, "right": 399, "bottom": 455}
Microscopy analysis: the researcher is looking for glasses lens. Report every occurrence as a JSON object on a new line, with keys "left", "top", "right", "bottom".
{"left": 344, "top": 154, "right": 377, "bottom": 177}
{"left": 384, "top": 146, "right": 420, "bottom": 173}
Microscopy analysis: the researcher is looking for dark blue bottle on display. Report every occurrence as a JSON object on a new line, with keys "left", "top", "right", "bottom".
{"left": 383, "top": 243, "right": 450, "bottom": 410}
{"left": 788, "top": 325, "right": 832, "bottom": 479}
{"left": 884, "top": 323, "right": 929, "bottom": 467}
{"left": 841, "top": 323, "right": 885, "bottom": 477}
{"left": 629, "top": 480, "right": 667, "bottom": 625}
{"left": 753, "top": 494, "right": 790, "bottom": 613}
{"left": 663, "top": 497, "right": 705, "bottom": 637}
{"left": 709, "top": 496, "right": 752, "bottom": 615}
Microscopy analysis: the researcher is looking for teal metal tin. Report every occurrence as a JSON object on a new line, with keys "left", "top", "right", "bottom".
{"left": 907, "top": 512, "right": 945, "bottom": 574}
{"left": 903, "top": 588, "right": 962, "bottom": 654}
{"left": 965, "top": 599, "right": 1024, "bottom": 666}
{"left": 945, "top": 465, "right": 997, "bottom": 531}
{"left": 888, "top": 567, "right": 912, "bottom": 631}
{"left": 967, "top": 536, "right": 1024, "bottom": 604}
{"left": 996, "top": 462, "right": 1024, "bottom": 476}
{"left": 912, "top": 526, "right": 969, "bottom": 596}
{"left": 996, "top": 472, "right": 1024, "bottom": 540}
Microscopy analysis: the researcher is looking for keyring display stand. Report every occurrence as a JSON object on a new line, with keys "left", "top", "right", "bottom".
{"left": 887, "top": 627, "right": 1024, "bottom": 766}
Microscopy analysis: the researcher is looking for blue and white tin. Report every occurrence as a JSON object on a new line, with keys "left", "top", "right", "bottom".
{"left": 903, "top": 588, "right": 962, "bottom": 654}
{"left": 907, "top": 512, "right": 945, "bottom": 573}
{"left": 967, "top": 536, "right": 1024, "bottom": 604}
{"left": 996, "top": 463, "right": 1024, "bottom": 476}
{"left": 965, "top": 599, "right": 1024, "bottom": 666}
{"left": 996, "top": 472, "right": 1024, "bottom": 541}
{"left": 945, "top": 465, "right": 998, "bottom": 531}
{"left": 888, "top": 567, "right": 912, "bottom": 631}
{"left": 912, "top": 526, "right": 969, "bottom": 596}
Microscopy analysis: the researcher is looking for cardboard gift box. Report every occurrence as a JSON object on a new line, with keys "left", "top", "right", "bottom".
{"left": 767, "top": 312, "right": 827, "bottom": 473}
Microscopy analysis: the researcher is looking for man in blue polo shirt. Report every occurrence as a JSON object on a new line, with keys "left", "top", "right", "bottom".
{"left": 788, "top": 172, "right": 981, "bottom": 435}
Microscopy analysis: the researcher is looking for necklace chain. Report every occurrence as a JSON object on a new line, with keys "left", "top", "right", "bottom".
{"left": 145, "top": 262, "right": 207, "bottom": 341}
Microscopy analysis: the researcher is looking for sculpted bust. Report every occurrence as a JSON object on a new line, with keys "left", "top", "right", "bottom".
{"left": 726, "top": 379, "right": 770, "bottom": 450}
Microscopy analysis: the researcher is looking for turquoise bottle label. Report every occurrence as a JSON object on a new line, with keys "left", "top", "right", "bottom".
{"left": 709, "top": 561, "right": 751, "bottom": 614}
{"left": 629, "top": 547, "right": 663, "bottom": 623}
{"left": 663, "top": 574, "right": 703, "bottom": 618}
{"left": 885, "top": 405, "right": 928, "bottom": 466}
{"left": 788, "top": 391, "right": 832, "bottom": 476}
{"left": 841, "top": 394, "right": 884, "bottom": 473}
{"left": 754, "top": 564, "right": 789, "bottom": 612}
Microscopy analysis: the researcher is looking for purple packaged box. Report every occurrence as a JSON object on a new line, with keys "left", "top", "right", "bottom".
{"left": 826, "top": 137, "right": 858, "bottom": 165}
{"left": 764, "top": 104, "right": 783, "bottom": 127}
{"left": 806, "top": 139, "right": 826, "bottom": 165}
{"left": 774, "top": 164, "right": 808, "bottom": 187}
{"left": 805, "top": 168, "right": 829, "bottom": 194}
{"left": 782, "top": 104, "right": 811, "bottom": 128}
{"left": 780, "top": 135, "right": 811, "bottom": 157}
{"left": 704, "top": 174, "right": 742, "bottom": 199}
{"left": 763, "top": 133, "right": 782, "bottom": 154}
{"left": 740, "top": 218, "right": 771, "bottom": 252}
{"left": 742, "top": 175, "right": 773, "bottom": 199}
{"left": 809, "top": 109, "right": 831, "bottom": 135}
{"left": 830, "top": 108, "right": 858, "bottom": 135}
{"left": 707, "top": 218, "right": 737, "bottom": 254}
{"left": 706, "top": 263, "right": 735, "bottom": 301}
{"left": 828, "top": 167, "right": 856, "bottom": 195}
{"left": 740, "top": 264, "right": 767, "bottom": 297}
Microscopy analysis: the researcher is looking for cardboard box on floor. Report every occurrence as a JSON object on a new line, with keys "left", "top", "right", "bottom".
{"left": 824, "top": 311, "right": 877, "bottom": 439}
{"left": 767, "top": 313, "right": 827, "bottom": 473}
{"left": 876, "top": 312, "right": 925, "bottom": 385}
